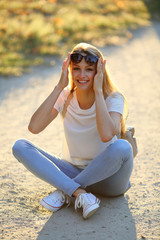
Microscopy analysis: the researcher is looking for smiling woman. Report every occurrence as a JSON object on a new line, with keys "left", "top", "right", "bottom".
{"left": 70, "top": 53, "right": 97, "bottom": 97}
{"left": 12, "top": 42, "right": 133, "bottom": 219}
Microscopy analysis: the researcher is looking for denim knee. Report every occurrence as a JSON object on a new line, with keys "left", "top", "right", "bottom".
{"left": 12, "top": 139, "right": 28, "bottom": 160}
{"left": 114, "top": 139, "right": 133, "bottom": 160}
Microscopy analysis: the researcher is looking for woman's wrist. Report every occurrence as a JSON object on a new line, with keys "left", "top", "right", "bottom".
{"left": 55, "top": 83, "right": 65, "bottom": 92}
{"left": 95, "top": 88, "right": 106, "bottom": 108}
{"left": 94, "top": 88, "right": 103, "bottom": 96}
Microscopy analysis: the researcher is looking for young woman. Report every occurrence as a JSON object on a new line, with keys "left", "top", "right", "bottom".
{"left": 12, "top": 43, "right": 133, "bottom": 219}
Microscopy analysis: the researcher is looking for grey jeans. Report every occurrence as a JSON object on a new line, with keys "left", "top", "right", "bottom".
{"left": 12, "top": 139, "right": 133, "bottom": 197}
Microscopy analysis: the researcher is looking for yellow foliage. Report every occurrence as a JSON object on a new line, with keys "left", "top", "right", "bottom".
{"left": 57, "top": 29, "right": 63, "bottom": 35}
{"left": 116, "top": 1, "right": 125, "bottom": 9}
{"left": 48, "top": 0, "right": 57, "bottom": 2}
{"left": 55, "top": 17, "right": 63, "bottom": 26}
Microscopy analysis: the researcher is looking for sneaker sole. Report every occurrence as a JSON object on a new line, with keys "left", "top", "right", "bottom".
{"left": 40, "top": 199, "right": 63, "bottom": 212}
{"left": 83, "top": 203, "right": 100, "bottom": 219}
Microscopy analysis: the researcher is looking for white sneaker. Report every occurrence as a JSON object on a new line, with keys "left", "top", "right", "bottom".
{"left": 75, "top": 193, "right": 100, "bottom": 219}
{"left": 40, "top": 190, "right": 70, "bottom": 212}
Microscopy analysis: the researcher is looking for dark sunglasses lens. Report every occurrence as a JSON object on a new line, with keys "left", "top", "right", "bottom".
{"left": 85, "top": 55, "right": 98, "bottom": 64}
{"left": 71, "top": 53, "right": 83, "bottom": 63}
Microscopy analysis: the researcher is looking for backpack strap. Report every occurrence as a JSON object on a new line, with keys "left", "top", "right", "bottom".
{"left": 118, "top": 126, "right": 138, "bottom": 158}
{"left": 125, "top": 126, "right": 138, "bottom": 158}
{"left": 62, "top": 92, "right": 73, "bottom": 118}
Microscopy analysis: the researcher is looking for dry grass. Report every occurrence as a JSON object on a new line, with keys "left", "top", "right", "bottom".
{"left": 0, "top": 0, "right": 159, "bottom": 76}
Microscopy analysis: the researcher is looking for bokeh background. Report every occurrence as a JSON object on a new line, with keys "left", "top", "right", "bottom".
{"left": 0, "top": 0, "right": 160, "bottom": 76}
{"left": 0, "top": 1, "right": 160, "bottom": 240}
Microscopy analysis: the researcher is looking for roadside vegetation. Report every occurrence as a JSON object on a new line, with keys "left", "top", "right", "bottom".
{"left": 0, "top": 0, "right": 159, "bottom": 76}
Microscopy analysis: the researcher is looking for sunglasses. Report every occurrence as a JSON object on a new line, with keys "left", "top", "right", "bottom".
{"left": 70, "top": 53, "right": 98, "bottom": 65}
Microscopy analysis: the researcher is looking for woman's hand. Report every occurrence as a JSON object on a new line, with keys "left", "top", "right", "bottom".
{"left": 28, "top": 54, "right": 71, "bottom": 134}
{"left": 57, "top": 53, "right": 71, "bottom": 90}
{"left": 93, "top": 58, "right": 106, "bottom": 93}
{"left": 94, "top": 58, "right": 120, "bottom": 142}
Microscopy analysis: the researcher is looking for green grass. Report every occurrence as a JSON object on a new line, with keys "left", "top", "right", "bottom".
{"left": 0, "top": 0, "right": 159, "bottom": 76}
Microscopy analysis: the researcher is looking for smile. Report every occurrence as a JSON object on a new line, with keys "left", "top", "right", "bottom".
{"left": 77, "top": 80, "right": 89, "bottom": 84}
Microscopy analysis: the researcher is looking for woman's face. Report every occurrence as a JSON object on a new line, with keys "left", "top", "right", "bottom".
{"left": 70, "top": 56, "right": 97, "bottom": 91}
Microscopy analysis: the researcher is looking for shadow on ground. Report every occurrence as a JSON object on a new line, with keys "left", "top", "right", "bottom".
{"left": 37, "top": 195, "right": 137, "bottom": 240}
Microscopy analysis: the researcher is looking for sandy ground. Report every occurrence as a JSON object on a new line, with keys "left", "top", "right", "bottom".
{"left": 0, "top": 21, "right": 160, "bottom": 240}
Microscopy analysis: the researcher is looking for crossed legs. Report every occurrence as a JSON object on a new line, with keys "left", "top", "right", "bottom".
{"left": 12, "top": 139, "right": 133, "bottom": 197}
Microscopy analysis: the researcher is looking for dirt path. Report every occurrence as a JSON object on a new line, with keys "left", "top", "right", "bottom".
{"left": 0, "top": 22, "right": 160, "bottom": 240}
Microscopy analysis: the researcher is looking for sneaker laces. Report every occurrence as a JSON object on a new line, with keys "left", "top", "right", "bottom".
{"left": 75, "top": 193, "right": 100, "bottom": 211}
{"left": 50, "top": 190, "right": 71, "bottom": 207}
{"left": 65, "top": 195, "right": 71, "bottom": 207}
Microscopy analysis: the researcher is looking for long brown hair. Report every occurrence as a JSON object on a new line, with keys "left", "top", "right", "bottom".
{"left": 69, "top": 42, "right": 128, "bottom": 137}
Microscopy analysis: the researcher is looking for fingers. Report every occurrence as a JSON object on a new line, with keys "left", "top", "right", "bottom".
{"left": 97, "top": 57, "right": 106, "bottom": 75}
{"left": 62, "top": 60, "right": 66, "bottom": 71}
{"left": 62, "top": 53, "right": 71, "bottom": 72}
{"left": 103, "top": 59, "right": 106, "bottom": 74}
{"left": 65, "top": 53, "right": 71, "bottom": 69}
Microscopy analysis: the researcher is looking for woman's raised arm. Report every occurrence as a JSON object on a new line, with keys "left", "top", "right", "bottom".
{"left": 94, "top": 59, "right": 121, "bottom": 142}
{"left": 28, "top": 54, "right": 70, "bottom": 134}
